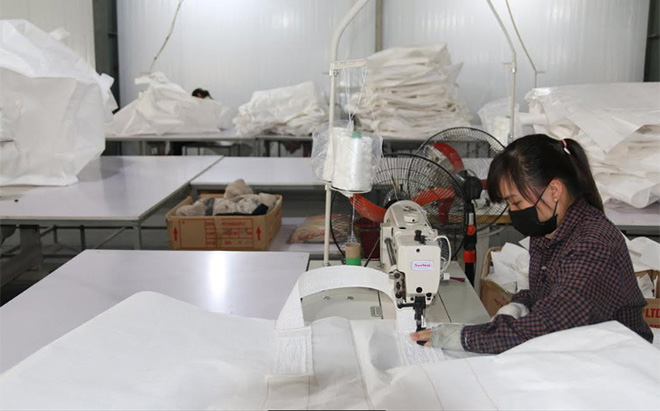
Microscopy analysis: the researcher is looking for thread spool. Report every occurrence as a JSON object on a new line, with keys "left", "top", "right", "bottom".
{"left": 345, "top": 242, "right": 361, "bottom": 266}
{"left": 322, "top": 127, "right": 353, "bottom": 182}
{"left": 331, "top": 131, "right": 373, "bottom": 193}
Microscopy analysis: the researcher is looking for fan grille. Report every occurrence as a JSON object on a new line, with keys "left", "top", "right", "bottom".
{"left": 331, "top": 153, "right": 466, "bottom": 262}
{"left": 416, "top": 127, "right": 508, "bottom": 231}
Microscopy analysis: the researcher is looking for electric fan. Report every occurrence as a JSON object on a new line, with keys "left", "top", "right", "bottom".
{"left": 330, "top": 153, "right": 467, "bottom": 267}
{"left": 416, "top": 127, "right": 507, "bottom": 284}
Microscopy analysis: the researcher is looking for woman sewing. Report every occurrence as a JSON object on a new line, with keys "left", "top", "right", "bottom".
{"left": 411, "top": 134, "right": 653, "bottom": 353}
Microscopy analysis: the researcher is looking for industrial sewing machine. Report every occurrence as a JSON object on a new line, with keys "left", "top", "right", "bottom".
{"left": 381, "top": 200, "right": 450, "bottom": 334}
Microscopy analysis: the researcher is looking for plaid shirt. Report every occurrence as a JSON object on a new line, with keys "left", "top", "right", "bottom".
{"left": 462, "top": 197, "right": 653, "bottom": 354}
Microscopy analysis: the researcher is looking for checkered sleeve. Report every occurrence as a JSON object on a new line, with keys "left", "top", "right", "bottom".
{"left": 462, "top": 242, "right": 612, "bottom": 354}
{"left": 511, "top": 289, "right": 534, "bottom": 309}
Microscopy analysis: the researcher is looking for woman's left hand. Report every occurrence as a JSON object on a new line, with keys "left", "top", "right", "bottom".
{"left": 410, "top": 323, "right": 465, "bottom": 350}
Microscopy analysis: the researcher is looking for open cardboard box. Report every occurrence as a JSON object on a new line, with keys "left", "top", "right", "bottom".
{"left": 635, "top": 270, "right": 660, "bottom": 329}
{"left": 166, "top": 194, "right": 282, "bottom": 251}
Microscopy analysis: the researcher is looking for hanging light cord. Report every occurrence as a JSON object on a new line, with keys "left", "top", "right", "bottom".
{"left": 148, "top": 0, "right": 186, "bottom": 74}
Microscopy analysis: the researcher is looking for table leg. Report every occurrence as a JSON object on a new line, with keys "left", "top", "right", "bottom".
{"left": 79, "top": 226, "right": 86, "bottom": 250}
{"left": 133, "top": 224, "right": 142, "bottom": 250}
{"left": 0, "top": 225, "right": 42, "bottom": 286}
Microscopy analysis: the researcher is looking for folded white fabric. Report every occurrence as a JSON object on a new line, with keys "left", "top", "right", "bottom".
{"left": 486, "top": 242, "right": 530, "bottom": 294}
{"left": 105, "top": 72, "right": 233, "bottom": 136}
{"left": 232, "top": 81, "right": 326, "bottom": 137}
{"left": 347, "top": 44, "right": 470, "bottom": 138}
{"left": 625, "top": 235, "right": 660, "bottom": 272}
{"left": 486, "top": 236, "right": 660, "bottom": 299}
{"left": 525, "top": 83, "right": 660, "bottom": 208}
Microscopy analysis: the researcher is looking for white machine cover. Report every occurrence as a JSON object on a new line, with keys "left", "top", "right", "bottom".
{"left": 0, "top": 19, "right": 117, "bottom": 186}
{"left": 104, "top": 72, "right": 233, "bottom": 137}
{"left": 1, "top": 266, "right": 659, "bottom": 410}
{"left": 525, "top": 83, "right": 660, "bottom": 208}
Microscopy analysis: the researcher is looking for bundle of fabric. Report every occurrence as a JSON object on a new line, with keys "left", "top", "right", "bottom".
{"left": 485, "top": 235, "right": 660, "bottom": 294}
{"left": 232, "top": 81, "right": 326, "bottom": 137}
{"left": 525, "top": 83, "right": 660, "bottom": 208}
{"left": 105, "top": 72, "right": 233, "bottom": 136}
{"left": 347, "top": 44, "right": 470, "bottom": 138}
{"left": 176, "top": 179, "right": 278, "bottom": 216}
{"left": 1, "top": 275, "right": 658, "bottom": 409}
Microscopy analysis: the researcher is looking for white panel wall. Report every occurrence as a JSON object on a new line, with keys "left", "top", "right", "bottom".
{"left": 117, "top": 0, "right": 376, "bottom": 108}
{"left": 383, "top": 0, "right": 650, "bottom": 117}
{"left": 0, "top": 0, "right": 95, "bottom": 68}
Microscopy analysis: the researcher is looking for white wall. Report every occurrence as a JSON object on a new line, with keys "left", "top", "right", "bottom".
{"left": 0, "top": 0, "right": 95, "bottom": 68}
{"left": 383, "top": 0, "right": 650, "bottom": 116}
{"left": 117, "top": 0, "right": 376, "bottom": 107}
{"left": 116, "top": 0, "right": 649, "bottom": 117}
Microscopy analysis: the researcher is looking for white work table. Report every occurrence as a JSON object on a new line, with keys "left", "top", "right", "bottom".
{"left": 190, "top": 157, "right": 323, "bottom": 197}
{"left": 0, "top": 156, "right": 221, "bottom": 285}
{"left": 0, "top": 156, "right": 221, "bottom": 244}
{"left": 0, "top": 249, "right": 310, "bottom": 373}
{"left": 604, "top": 202, "right": 660, "bottom": 234}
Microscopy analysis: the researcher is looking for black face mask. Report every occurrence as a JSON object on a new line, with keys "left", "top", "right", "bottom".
{"left": 509, "top": 186, "right": 558, "bottom": 237}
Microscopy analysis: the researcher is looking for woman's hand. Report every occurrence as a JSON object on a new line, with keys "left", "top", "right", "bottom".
{"left": 410, "top": 323, "right": 465, "bottom": 350}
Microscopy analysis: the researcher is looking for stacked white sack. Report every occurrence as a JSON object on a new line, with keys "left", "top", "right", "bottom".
{"left": 233, "top": 81, "right": 326, "bottom": 137}
{"left": 105, "top": 72, "right": 233, "bottom": 136}
{"left": 347, "top": 44, "right": 470, "bottom": 138}
{"left": 525, "top": 83, "right": 660, "bottom": 208}
{"left": 486, "top": 235, "right": 660, "bottom": 296}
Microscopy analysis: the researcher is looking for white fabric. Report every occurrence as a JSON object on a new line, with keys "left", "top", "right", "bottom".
{"left": 494, "top": 302, "right": 530, "bottom": 320}
{"left": 1, "top": 291, "right": 658, "bottom": 410}
{"left": 625, "top": 236, "right": 660, "bottom": 272}
{"left": 485, "top": 242, "right": 530, "bottom": 294}
{"left": 232, "top": 81, "right": 326, "bottom": 137}
{"left": 486, "top": 236, "right": 660, "bottom": 296}
{"left": 0, "top": 19, "right": 116, "bottom": 186}
{"left": 347, "top": 44, "right": 470, "bottom": 138}
{"left": 105, "top": 72, "right": 233, "bottom": 136}
{"left": 525, "top": 83, "right": 660, "bottom": 208}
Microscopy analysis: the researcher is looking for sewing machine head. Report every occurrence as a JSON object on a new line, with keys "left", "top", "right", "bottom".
{"left": 380, "top": 200, "right": 448, "bottom": 332}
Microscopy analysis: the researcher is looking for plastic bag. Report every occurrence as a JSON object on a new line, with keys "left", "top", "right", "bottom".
{"left": 311, "top": 120, "right": 353, "bottom": 183}
{"left": 105, "top": 72, "right": 233, "bottom": 136}
{"left": 0, "top": 20, "right": 117, "bottom": 186}
{"left": 477, "top": 97, "right": 522, "bottom": 146}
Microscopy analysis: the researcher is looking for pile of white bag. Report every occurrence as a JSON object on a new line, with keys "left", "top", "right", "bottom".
{"left": 105, "top": 72, "right": 233, "bottom": 136}
{"left": 232, "top": 81, "right": 326, "bottom": 137}
{"left": 347, "top": 44, "right": 470, "bottom": 139}
{"left": 0, "top": 20, "right": 117, "bottom": 186}
{"left": 525, "top": 83, "right": 660, "bottom": 208}
{"left": 485, "top": 235, "right": 660, "bottom": 295}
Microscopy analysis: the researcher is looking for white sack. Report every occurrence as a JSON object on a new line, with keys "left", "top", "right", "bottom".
{"left": 347, "top": 44, "right": 471, "bottom": 138}
{"left": 105, "top": 72, "right": 233, "bottom": 136}
{"left": 485, "top": 242, "right": 530, "bottom": 294}
{"left": 0, "top": 19, "right": 117, "bottom": 186}
{"left": 1, "top": 291, "right": 658, "bottom": 410}
{"left": 526, "top": 83, "right": 660, "bottom": 208}
{"left": 232, "top": 81, "right": 326, "bottom": 137}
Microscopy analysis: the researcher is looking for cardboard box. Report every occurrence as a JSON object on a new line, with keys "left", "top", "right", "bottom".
{"left": 166, "top": 194, "right": 282, "bottom": 251}
{"left": 635, "top": 270, "right": 660, "bottom": 329}
{"left": 479, "top": 247, "right": 513, "bottom": 317}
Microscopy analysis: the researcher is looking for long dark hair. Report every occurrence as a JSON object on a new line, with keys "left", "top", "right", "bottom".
{"left": 487, "top": 134, "right": 603, "bottom": 212}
